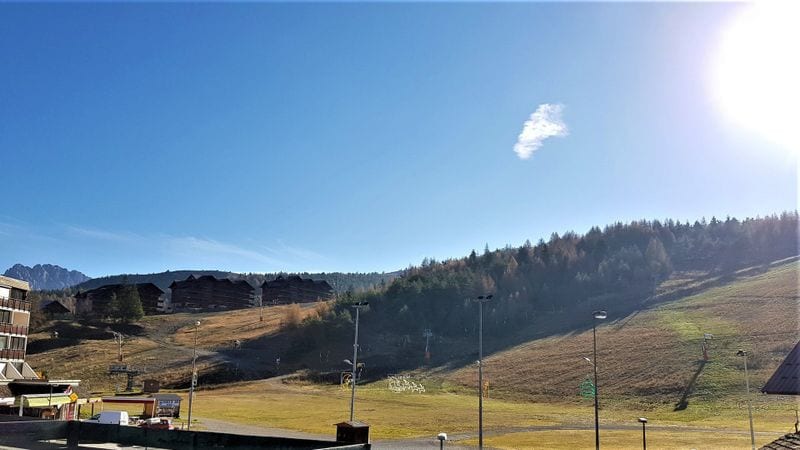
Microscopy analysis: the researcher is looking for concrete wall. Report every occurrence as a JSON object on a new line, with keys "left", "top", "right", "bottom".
{"left": 0, "top": 419, "right": 371, "bottom": 450}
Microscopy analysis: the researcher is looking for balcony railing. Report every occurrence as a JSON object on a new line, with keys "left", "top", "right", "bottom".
{"left": 0, "top": 349, "right": 24, "bottom": 360}
{"left": 0, "top": 297, "right": 31, "bottom": 312}
{"left": 0, "top": 322, "right": 28, "bottom": 336}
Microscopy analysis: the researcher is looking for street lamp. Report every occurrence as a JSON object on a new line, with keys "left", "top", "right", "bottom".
{"left": 638, "top": 417, "right": 648, "bottom": 450}
{"left": 474, "top": 294, "right": 493, "bottom": 450}
{"left": 736, "top": 350, "right": 756, "bottom": 450}
{"left": 348, "top": 302, "right": 368, "bottom": 422}
{"left": 592, "top": 309, "right": 607, "bottom": 450}
{"left": 187, "top": 320, "right": 201, "bottom": 430}
{"left": 437, "top": 432, "right": 448, "bottom": 450}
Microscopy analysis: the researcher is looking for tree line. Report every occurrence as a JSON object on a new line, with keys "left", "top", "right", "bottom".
{"left": 311, "top": 212, "right": 798, "bottom": 343}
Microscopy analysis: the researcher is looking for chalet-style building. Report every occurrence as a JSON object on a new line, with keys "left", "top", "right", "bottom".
{"left": 39, "top": 300, "right": 72, "bottom": 317}
{"left": 261, "top": 275, "right": 334, "bottom": 305}
{"left": 0, "top": 275, "right": 81, "bottom": 420}
{"left": 74, "top": 283, "right": 165, "bottom": 316}
{"left": 762, "top": 340, "right": 800, "bottom": 396}
{"left": 169, "top": 275, "right": 254, "bottom": 311}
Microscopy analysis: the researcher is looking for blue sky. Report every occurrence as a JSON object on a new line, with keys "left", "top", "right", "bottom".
{"left": 1, "top": 2, "right": 796, "bottom": 278}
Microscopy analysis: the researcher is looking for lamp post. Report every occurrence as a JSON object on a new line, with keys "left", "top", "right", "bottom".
{"left": 349, "top": 302, "right": 368, "bottom": 422}
{"left": 437, "top": 432, "right": 448, "bottom": 450}
{"left": 638, "top": 417, "right": 648, "bottom": 450}
{"left": 474, "top": 294, "right": 493, "bottom": 450}
{"left": 592, "top": 310, "right": 607, "bottom": 450}
{"left": 187, "top": 320, "right": 200, "bottom": 430}
{"left": 736, "top": 350, "right": 756, "bottom": 450}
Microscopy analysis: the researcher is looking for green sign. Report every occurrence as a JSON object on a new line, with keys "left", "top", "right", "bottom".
{"left": 580, "top": 378, "right": 595, "bottom": 399}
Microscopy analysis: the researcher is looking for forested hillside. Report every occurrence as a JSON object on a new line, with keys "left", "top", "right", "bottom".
{"left": 74, "top": 270, "right": 397, "bottom": 293}
{"left": 296, "top": 213, "right": 797, "bottom": 355}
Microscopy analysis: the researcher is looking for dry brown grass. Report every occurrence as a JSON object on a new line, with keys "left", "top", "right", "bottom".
{"left": 171, "top": 303, "right": 323, "bottom": 349}
{"left": 447, "top": 261, "right": 799, "bottom": 407}
{"left": 27, "top": 303, "right": 325, "bottom": 392}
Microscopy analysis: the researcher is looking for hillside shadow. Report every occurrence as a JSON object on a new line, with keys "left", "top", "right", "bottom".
{"left": 179, "top": 258, "right": 797, "bottom": 387}
{"left": 674, "top": 360, "right": 707, "bottom": 411}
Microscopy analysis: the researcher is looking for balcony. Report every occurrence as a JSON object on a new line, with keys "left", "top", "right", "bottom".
{"left": 0, "top": 296, "right": 31, "bottom": 312}
{"left": 0, "top": 322, "right": 28, "bottom": 336}
{"left": 0, "top": 348, "right": 24, "bottom": 360}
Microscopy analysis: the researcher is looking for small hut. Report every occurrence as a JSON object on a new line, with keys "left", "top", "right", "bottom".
{"left": 40, "top": 300, "right": 71, "bottom": 318}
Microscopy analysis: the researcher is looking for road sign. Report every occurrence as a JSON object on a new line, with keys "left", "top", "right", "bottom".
{"left": 580, "top": 378, "right": 595, "bottom": 399}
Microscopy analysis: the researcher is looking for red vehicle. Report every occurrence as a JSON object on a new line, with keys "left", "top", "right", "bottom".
{"left": 139, "top": 417, "right": 174, "bottom": 430}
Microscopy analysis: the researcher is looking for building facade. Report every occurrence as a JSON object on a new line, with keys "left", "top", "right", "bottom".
{"left": 169, "top": 275, "right": 254, "bottom": 311}
{"left": 74, "top": 283, "right": 166, "bottom": 316}
{"left": 261, "top": 275, "right": 334, "bottom": 305}
{"left": 0, "top": 275, "right": 33, "bottom": 375}
{"left": 0, "top": 275, "right": 81, "bottom": 420}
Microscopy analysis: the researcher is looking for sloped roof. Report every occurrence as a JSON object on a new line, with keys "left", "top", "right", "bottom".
{"left": 78, "top": 282, "right": 164, "bottom": 297}
{"left": 762, "top": 341, "right": 800, "bottom": 395}
{"left": 0, "top": 275, "right": 29, "bottom": 291}
{"left": 760, "top": 432, "right": 800, "bottom": 449}
{"left": 40, "top": 300, "right": 70, "bottom": 313}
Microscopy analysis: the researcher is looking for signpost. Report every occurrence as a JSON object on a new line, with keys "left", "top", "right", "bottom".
{"left": 580, "top": 378, "right": 596, "bottom": 399}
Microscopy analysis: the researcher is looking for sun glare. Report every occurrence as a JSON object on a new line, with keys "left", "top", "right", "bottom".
{"left": 711, "top": 1, "right": 800, "bottom": 153}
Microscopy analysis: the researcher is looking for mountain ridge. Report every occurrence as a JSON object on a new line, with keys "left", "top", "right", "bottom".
{"left": 3, "top": 263, "right": 90, "bottom": 290}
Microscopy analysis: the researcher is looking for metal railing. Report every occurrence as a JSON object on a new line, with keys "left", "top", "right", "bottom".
{"left": 0, "top": 349, "right": 24, "bottom": 360}
{"left": 0, "top": 322, "right": 28, "bottom": 336}
{"left": 0, "top": 297, "right": 31, "bottom": 312}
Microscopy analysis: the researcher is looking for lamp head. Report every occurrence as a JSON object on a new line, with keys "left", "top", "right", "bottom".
{"left": 593, "top": 310, "right": 607, "bottom": 320}
{"left": 638, "top": 417, "right": 647, "bottom": 424}
{"left": 736, "top": 350, "right": 747, "bottom": 357}
{"left": 437, "top": 433, "right": 447, "bottom": 441}
{"left": 195, "top": 320, "right": 201, "bottom": 327}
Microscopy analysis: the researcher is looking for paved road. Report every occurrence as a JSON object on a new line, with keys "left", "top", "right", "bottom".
{"left": 196, "top": 416, "right": 331, "bottom": 441}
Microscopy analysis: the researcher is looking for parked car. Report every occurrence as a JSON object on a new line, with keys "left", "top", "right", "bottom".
{"left": 85, "top": 411, "right": 130, "bottom": 425}
{"left": 139, "top": 417, "right": 174, "bottom": 430}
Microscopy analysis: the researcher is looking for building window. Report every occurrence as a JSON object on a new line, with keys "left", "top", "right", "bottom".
{"left": 9, "top": 337, "right": 25, "bottom": 350}
{"left": 0, "top": 310, "right": 9, "bottom": 323}
{"left": 0, "top": 336, "right": 7, "bottom": 349}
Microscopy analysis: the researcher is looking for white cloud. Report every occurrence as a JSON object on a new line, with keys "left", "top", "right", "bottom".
{"left": 513, "top": 103, "right": 569, "bottom": 159}
{"left": 66, "top": 225, "right": 141, "bottom": 242}
{"left": 165, "top": 236, "right": 286, "bottom": 267}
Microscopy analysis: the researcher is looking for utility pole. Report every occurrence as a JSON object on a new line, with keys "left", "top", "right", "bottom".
{"left": 702, "top": 333, "right": 714, "bottom": 361}
{"left": 737, "top": 350, "right": 756, "bottom": 450}
{"left": 349, "top": 302, "right": 368, "bottom": 422}
{"left": 474, "top": 295, "right": 493, "bottom": 450}
{"left": 423, "top": 329, "right": 432, "bottom": 361}
{"left": 187, "top": 320, "right": 200, "bottom": 430}
{"left": 110, "top": 331, "right": 123, "bottom": 362}
{"left": 592, "top": 310, "right": 607, "bottom": 450}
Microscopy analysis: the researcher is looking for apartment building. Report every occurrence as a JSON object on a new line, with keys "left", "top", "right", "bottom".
{"left": 169, "top": 275, "right": 254, "bottom": 311}
{"left": 0, "top": 275, "right": 35, "bottom": 378}
{"left": 261, "top": 275, "right": 334, "bottom": 305}
{"left": 0, "top": 275, "right": 80, "bottom": 419}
